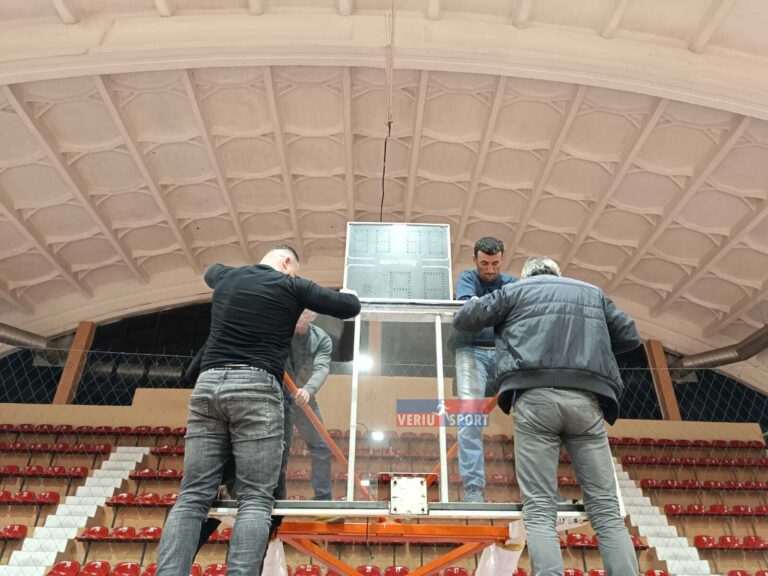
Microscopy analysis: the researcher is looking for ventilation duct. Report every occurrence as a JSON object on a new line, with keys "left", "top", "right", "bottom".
{"left": 671, "top": 324, "right": 768, "bottom": 369}
{"left": 0, "top": 323, "right": 50, "bottom": 349}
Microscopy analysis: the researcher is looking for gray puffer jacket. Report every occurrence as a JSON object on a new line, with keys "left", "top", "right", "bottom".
{"left": 452, "top": 275, "right": 642, "bottom": 424}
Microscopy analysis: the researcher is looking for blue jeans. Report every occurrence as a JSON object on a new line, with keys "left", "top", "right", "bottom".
{"left": 514, "top": 388, "right": 639, "bottom": 576}
{"left": 290, "top": 398, "right": 333, "bottom": 500}
{"left": 156, "top": 368, "right": 284, "bottom": 576}
{"left": 455, "top": 346, "right": 495, "bottom": 490}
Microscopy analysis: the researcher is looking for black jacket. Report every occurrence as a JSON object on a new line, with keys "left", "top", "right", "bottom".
{"left": 453, "top": 275, "right": 642, "bottom": 424}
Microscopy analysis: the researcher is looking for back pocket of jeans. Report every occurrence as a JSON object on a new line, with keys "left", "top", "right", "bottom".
{"left": 227, "top": 394, "right": 281, "bottom": 441}
{"left": 187, "top": 396, "right": 216, "bottom": 436}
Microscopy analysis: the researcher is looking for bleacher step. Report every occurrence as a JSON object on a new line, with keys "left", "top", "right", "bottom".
{"left": 8, "top": 549, "right": 59, "bottom": 567}
{"left": 664, "top": 559, "right": 712, "bottom": 575}
{"left": 0, "top": 566, "right": 46, "bottom": 576}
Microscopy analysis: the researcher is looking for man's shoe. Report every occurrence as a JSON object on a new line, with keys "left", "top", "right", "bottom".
{"left": 463, "top": 487, "right": 485, "bottom": 503}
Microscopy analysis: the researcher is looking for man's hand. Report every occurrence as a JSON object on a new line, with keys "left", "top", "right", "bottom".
{"left": 294, "top": 388, "right": 310, "bottom": 407}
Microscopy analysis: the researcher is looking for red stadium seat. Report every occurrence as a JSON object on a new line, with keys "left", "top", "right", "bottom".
{"left": 383, "top": 567, "right": 409, "bottom": 576}
{"left": 80, "top": 561, "right": 111, "bottom": 576}
{"left": 731, "top": 505, "right": 753, "bottom": 516}
{"left": 111, "top": 526, "right": 137, "bottom": 540}
{"left": 141, "top": 564, "right": 157, "bottom": 576}
{"left": 0, "top": 465, "right": 19, "bottom": 477}
{"left": 294, "top": 565, "right": 322, "bottom": 576}
{"left": 136, "top": 493, "right": 160, "bottom": 506}
{"left": 160, "top": 493, "right": 178, "bottom": 505}
{"left": 37, "top": 491, "right": 60, "bottom": 505}
{"left": 444, "top": 569, "right": 469, "bottom": 576}
{"left": 694, "top": 535, "right": 717, "bottom": 549}
{"left": 742, "top": 536, "right": 767, "bottom": 550}
{"left": 709, "top": 504, "right": 729, "bottom": 516}
{"left": 2, "top": 524, "right": 27, "bottom": 540}
{"left": 563, "top": 570, "right": 584, "bottom": 576}
{"left": 137, "top": 526, "right": 162, "bottom": 541}
{"left": 686, "top": 504, "right": 705, "bottom": 515}
{"left": 53, "top": 424, "right": 73, "bottom": 434}
{"left": 79, "top": 526, "right": 110, "bottom": 541}
{"left": 11, "top": 491, "right": 37, "bottom": 504}
{"left": 112, "top": 562, "right": 141, "bottom": 576}
{"left": 0, "top": 491, "right": 10, "bottom": 503}
{"left": 566, "top": 533, "right": 593, "bottom": 548}
{"left": 357, "top": 566, "right": 382, "bottom": 576}
{"left": 644, "top": 571, "right": 669, "bottom": 576}
{"left": 664, "top": 504, "right": 683, "bottom": 516}
{"left": 717, "top": 535, "right": 741, "bottom": 549}
{"left": 512, "top": 570, "right": 528, "bottom": 576}
{"left": 47, "top": 560, "right": 80, "bottom": 576}
{"left": 202, "top": 564, "right": 226, "bottom": 576}
{"left": 631, "top": 535, "right": 648, "bottom": 549}
{"left": 108, "top": 493, "right": 135, "bottom": 506}
{"left": 217, "top": 527, "right": 231, "bottom": 542}
{"left": 588, "top": 571, "right": 605, "bottom": 576}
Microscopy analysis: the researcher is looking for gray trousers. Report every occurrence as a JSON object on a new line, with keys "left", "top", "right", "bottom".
{"left": 513, "top": 388, "right": 639, "bottom": 576}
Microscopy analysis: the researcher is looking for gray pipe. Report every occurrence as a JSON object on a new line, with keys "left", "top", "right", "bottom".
{"left": 671, "top": 324, "right": 768, "bottom": 369}
{"left": 0, "top": 323, "right": 50, "bottom": 348}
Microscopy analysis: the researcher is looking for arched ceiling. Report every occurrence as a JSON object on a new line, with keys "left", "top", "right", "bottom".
{"left": 0, "top": 0, "right": 767, "bottom": 390}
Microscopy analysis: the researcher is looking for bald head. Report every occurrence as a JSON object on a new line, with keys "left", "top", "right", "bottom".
{"left": 261, "top": 245, "right": 300, "bottom": 277}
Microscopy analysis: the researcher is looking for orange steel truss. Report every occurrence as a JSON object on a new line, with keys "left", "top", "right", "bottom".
{"left": 279, "top": 521, "right": 509, "bottom": 576}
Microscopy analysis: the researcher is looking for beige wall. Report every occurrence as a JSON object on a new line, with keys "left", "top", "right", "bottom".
{"left": 0, "top": 374, "right": 762, "bottom": 442}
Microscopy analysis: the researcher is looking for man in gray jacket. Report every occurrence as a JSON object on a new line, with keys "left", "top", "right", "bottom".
{"left": 286, "top": 310, "right": 334, "bottom": 500}
{"left": 453, "top": 256, "right": 642, "bottom": 576}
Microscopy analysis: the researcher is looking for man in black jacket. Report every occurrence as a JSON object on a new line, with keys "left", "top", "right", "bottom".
{"left": 155, "top": 245, "right": 360, "bottom": 576}
{"left": 453, "top": 256, "right": 642, "bottom": 576}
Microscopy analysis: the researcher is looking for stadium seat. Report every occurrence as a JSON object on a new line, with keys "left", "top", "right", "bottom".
{"left": 742, "top": 536, "right": 767, "bottom": 550}
{"left": 383, "top": 567, "right": 409, "bottom": 576}
{"left": 563, "top": 570, "right": 584, "bottom": 576}
{"left": 141, "top": 565, "right": 157, "bottom": 576}
{"left": 444, "top": 569, "right": 469, "bottom": 576}
{"left": 137, "top": 526, "right": 162, "bottom": 541}
{"left": 512, "top": 570, "right": 528, "bottom": 576}
{"left": 112, "top": 562, "right": 141, "bottom": 576}
{"left": 686, "top": 504, "right": 705, "bottom": 515}
{"left": 717, "top": 535, "right": 741, "bottom": 549}
{"left": 726, "top": 571, "right": 751, "bottom": 576}
{"left": 566, "top": 533, "right": 593, "bottom": 548}
{"left": 357, "top": 566, "right": 382, "bottom": 576}
{"left": 644, "top": 571, "right": 669, "bottom": 576}
{"left": 38, "top": 491, "right": 60, "bottom": 505}
{"left": 80, "top": 561, "right": 111, "bottom": 576}
{"left": 218, "top": 528, "right": 232, "bottom": 542}
{"left": 111, "top": 526, "right": 137, "bottom": 540}
{"left": 203, "top": 564, "right": 226, "bottom": 576}
{"left": 108, "top": 493, "right": 135, "bottom": 506}
{"left": 294, "top": 565, "right": 321, "bottom": 576}
{"left": 631, "top": 535, "right": 648, "bottom": 549}
{"left": 694, "top": 535, "right": 717, "bottom": 549}
{"left": 664, "top": 504, "right": 683, "bottom": 516}
{"left": 79, "top": 526, "right": 110, "bottom": 541}
{"left": 709, "top": 504, "right": 729, "bottom": 516}
{"left": 2, "top": 524, "right": 28, "bottom": 540}
{"left": 588, "top": 571, "right": 605, "bottom": 576}
{"left": 136, "top": 492, "right": 160, "bottom": 506}
{"left": 47, "top": 560, "right": 80, "bottom": 576}
{"left": 160, "top": 493, "right": 178, "bottom": 505}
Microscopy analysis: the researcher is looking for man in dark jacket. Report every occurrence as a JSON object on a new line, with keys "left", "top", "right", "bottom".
{"left": 453, "top": 256, "right": 642, "bottom": 576}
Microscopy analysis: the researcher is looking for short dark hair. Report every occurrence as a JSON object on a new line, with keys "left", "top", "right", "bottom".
{"left": 474, "top": 237, "right": 504, "bottom": 257}
{"left": 270, "top": 244, "right": 300, "bottom": 263}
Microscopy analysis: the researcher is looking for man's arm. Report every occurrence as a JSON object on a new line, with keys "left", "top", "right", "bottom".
{"left": 455, "top": 270, "right": 478, "bottom": 300}
{"left": 203, "top": 264, "right": 233, "bottom": 289}
{"left": 302, "top": 329, "right": 332, "bottom": 397}
{"left": 453, "top": 287, "right": 513, "bottom": 332}
{"left": 297, "top": 279, "right": 361, "bottom": 319}
{"left": 602, "top": 295, "right": 642, "bottom": 354}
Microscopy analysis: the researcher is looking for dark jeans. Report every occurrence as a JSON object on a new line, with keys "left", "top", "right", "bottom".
{"left": 156, "top": 368, "right": 284, "bottom": 576}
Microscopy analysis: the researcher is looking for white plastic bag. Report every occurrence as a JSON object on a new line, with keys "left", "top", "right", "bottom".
{"left": 262, "top": 539, "right": 289, "bottom": 576}
{"left": 475, "top": 520, "right": 526, "bottom": 576}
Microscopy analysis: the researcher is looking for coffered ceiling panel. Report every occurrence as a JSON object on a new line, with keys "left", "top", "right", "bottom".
{"left": 0, "top": 0, "right": 767, "bottom": 388}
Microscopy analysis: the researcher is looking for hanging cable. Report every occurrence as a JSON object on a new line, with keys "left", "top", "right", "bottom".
{"left": 379, "top": 0, "right": 396, "bottom": 222}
